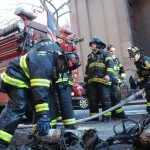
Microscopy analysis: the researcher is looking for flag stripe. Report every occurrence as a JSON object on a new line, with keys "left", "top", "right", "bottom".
{"left": 47, "top": 8, "right": 56, "bottom": 42}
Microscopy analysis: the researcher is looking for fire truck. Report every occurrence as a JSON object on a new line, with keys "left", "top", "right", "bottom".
{"left": 0, "top": 8, "right": 89, "bottom": 116}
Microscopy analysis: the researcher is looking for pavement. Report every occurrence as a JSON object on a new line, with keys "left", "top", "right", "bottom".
{"left": 10, "top": 114, "right": 147, "bottom": 150}
{"left": 9, "top": 99, "right": 149, "bottom": 150}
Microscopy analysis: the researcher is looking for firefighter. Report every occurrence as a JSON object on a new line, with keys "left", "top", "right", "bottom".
{"left": 0, "top": 42, "right": 80, "bottom": 149}
{"left": 107, "top": 45, "right": 127, "bottom": 119}
{"left": 31, "top": 33, "right": 78, "bottom": 129}
{"left": 84, "top": 37, "right": 114, "bottom": 122}
{"left": 54, "top": 35, "right": 74, "bottom": 124}
{"left": 127, "top": 46, "right": 150, "bottom": 113}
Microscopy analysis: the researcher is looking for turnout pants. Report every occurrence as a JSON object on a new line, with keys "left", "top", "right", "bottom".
{"left": 110, "top": 83, "right": 125, "bottom": 115}
{"left": 88, "top": 82, "right": 111, "bottom": 120}
{"left": 145, "top": 87, "right": 150, "bottom": 112}
{"left": 50, "top": 82, "right": 76, "bottom": 129}
{"left": 0, "top": 86, "right": 34, "bottom": 146}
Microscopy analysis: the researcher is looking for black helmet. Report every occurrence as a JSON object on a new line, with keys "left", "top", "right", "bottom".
{"left": 127, "top": 46, "right": 144, "bottom": 58}
{"left": 65, "top": 52, "right": 81, "bottom": 71}
{"left": 89, "top": 36, "right": 106, "bottom": 49}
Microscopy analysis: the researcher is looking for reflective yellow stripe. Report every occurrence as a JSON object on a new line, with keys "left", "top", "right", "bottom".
{"left": 56, "top": 51, "right": 62, "bottom": 55}
{"left": 147, "top": 102, "right": 150, "bottom": 106}
{"left": 63, "top": 118, "right": 76, "bottom": 125}
{"left": 105, "top": 57, "right": 112, "bottom": 62}
{"left": 57, "top": 116, "right": 62, "bottom": 121}
{"left": 119, "top": 64, "right": 123, "bottom": 67}
{"left": 103, "top": 112, "right": 111, "bottom": 116}
{"left": 117, "top": 67, "right": 120, "bottom": 70}
{"left": 20, "top": 54, "right": 30, "bottom": 78}
{"left": 68, "top": 81, "right": 74, "bottom": 86}
{"left": 146, "top": 63, "right": 150, "bottom": 69}
{"left": 107, "top": 68, "right": 113, "bottom": 72}
{"left": 114, "top": 65, "right": 120, "bottom": 70}
{"left": 90, "top": 113, "right": 98, "bottom": 116}
{"left": 32, "top": 124, "right": 37, "bottom": 132}
{"left": 55, "top": 78, "right": 68, "bottom": 83}
{"left": 50, "top": 119, "right": 57, "bottom": 127}
{"left": 84, "top": 74, "right": 88, "bottom": 78}
{"left": 114, "top": 66, "right": 117, "bottom": 70}
{"left": 139, "top": 77, "right": 144, "bottom": 81}
{"left": 88, "top": 78, "right": 112, "bottom": 85}
{"left": 115, "top": 108, "right": 123, "bottom": 114}
{"left": 117, "top": 79, "right": 121, "bottom": 83}
{"left": 1, "top": 72, "right": 29, "bottom": 88}
{"left": 0, "top": 130, "right": 13, "bottom": 143}
{"left": 89, "top": 62, "right": 106, "bottom": 68}
{"left": 38, "top": 51, "right": 46, "bottom": 56}
{"left": 30, "top": 79, "right": 51, "bottom": 87}
{"left": 121, "top": 73, "right": 126, "bottom": 77}
{"left": 35, "top": 103, "right": 49, "bottom": 112}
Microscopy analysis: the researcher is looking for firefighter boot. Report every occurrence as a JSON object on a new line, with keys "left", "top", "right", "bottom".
{"left": 89, "top": 118, "right": 99, "bottom": 121}
{"left": 146, "top": 106, "right": 150, "bottom": 114}
{"left": 57, "top": 116, "right": 62, "bottom": 122}
{"left": 117, "top": 112, "right": 128, "bottom": 119}
{"left": 65, "top": 124, "right": 77, "bottom": 130}
{"left": 102, "top": 116, "right": 111, "bottom": 122}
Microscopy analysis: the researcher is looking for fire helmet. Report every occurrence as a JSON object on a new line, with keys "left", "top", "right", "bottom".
{"left": 58, "top": 51, "right": 81, "bottom": 72}
{"left": 65, "top": 52, "right": 81, "bottom": 71}
{"left": 89, "top": 36, "right": 106, "bottom": 49}
{"left": 60, "top": 130, "right": 83, "bottom": 150}
{"left": 127, "top": 46, "right": 144, "bottom": 58}
{"left": 59, "top": 27, "right": 73, "bottom": 35}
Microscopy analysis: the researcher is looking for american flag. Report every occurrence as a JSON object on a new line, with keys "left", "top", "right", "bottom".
{"left": 47, "top": 8, "right": 56, "bottom": 42}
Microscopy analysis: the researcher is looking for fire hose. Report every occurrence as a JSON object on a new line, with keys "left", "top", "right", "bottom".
{"left": 18, "top": 88, "right": 145, "bottom": 128}
{"left": 59, "top": 88, "right": 145, "bottom": 124}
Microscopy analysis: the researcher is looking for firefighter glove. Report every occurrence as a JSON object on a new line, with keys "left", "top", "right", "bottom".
{"left": 36, "top": 114, "right": 51, "bottom": 136}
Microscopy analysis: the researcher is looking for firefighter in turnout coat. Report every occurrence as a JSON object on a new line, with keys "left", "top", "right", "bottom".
{"left": 30, "top": 33, "right": 79, "bottom": 129}
{"left": 107, "top": 45, "right": 127, "bottom": 119}
{"left": 0, "top": 38, "right": 80, "bottom": 149}
{"left": 128, "top": 46, "right": 150, "bottom": 113}
{"left": 84, "top": 37, "right": 114, "bottom": 122}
